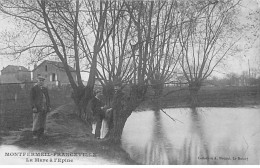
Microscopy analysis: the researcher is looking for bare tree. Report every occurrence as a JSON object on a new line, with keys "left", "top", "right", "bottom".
{"left": 105, "top": 1, "right": 186, "bottom": 143}
{"left": 0, "top": 0, "right": 125, "bottom": 117}
{"left": 0, "top": 0, "right": 85, "bottom": 97}
{"left": 245, "top": 1, "right": 260, "bottom": 49}
{"left": 93, "top": 1, "right": 134, "bottom": 106}
{"left": 0, "top": 0, "right": 243, "bottom": 144}
{"left": 177, "top": 0, "right": 241, "bottom": 106}
{"left": 147, "top": 1, "right": 182, "bottom": 98}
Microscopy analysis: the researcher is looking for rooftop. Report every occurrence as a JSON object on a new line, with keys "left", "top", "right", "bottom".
{"left": 33, "top": 60, "right": 75, "bottom": 72}
{"left": 1, "top": 65, "right": 29, "bottom": 72}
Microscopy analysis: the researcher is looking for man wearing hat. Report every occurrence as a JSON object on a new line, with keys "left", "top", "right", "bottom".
{"left": 91, "top": 90, "right": 105, "bottom": 139}
{"left": 30, "top": 75, "right": 51, "bottom": 139}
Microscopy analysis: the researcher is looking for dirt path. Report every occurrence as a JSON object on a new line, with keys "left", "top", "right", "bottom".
{"left": 0, "top": 103, "right": 136, "bottom": 165}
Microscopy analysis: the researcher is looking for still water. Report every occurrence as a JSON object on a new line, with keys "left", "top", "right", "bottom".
{"left": 121, "top": 107, "right": 260, "bottom": 165}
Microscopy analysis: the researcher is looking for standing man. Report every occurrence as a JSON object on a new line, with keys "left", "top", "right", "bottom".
{"left": 91, "top": 90, "right": 105, "bottom": 139}
{"left": 30, "top": 75, "right": 51, "bottom": 139}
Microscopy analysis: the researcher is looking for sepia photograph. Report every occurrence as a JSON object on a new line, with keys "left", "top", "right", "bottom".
{"left": 0, "top": 0, "right": 259, "bottom": 165}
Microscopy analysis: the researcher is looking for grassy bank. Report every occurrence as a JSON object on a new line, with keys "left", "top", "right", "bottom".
{"left": 0, "top": 103, "right": 137, "bottom": 164}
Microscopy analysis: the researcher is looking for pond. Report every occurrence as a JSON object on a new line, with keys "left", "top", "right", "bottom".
{"left": 121, "top": 107, "right": 260, "bottom": 165}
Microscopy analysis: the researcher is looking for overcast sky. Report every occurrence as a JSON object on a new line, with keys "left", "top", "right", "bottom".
{"left": 0, "top": 0, "right": 259, "bottom": 79}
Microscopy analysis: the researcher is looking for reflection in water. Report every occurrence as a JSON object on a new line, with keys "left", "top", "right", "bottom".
{"left": 142, "top": 110, "right": 171, "bottom": 164}
{"left": 180, "top": 108, "right": 210, "bottom": 164}
{"left": 121, "top": 107, "right": 260, "bottom": 165}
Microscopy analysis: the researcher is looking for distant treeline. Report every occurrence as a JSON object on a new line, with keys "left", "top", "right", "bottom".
{"left": 138, "top": 85, "right": 260, "bottom": 109}
{"left": 204, "top": 73, "right": 260, "bottom": 87}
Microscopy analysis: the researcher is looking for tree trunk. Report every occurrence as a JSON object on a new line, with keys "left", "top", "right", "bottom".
{"left": 108, "top": 109, "right": 132, "bottom": 144}
{"left": 152, "top": 83, "right": 164, "bottom": 99}
{"left": 107, "top": 85, "right": 146, "bottom": 144}
{"left": 188, "top": 82, "right": 201, "bottom": 108}
{"left": 71, "top": 85, "right": 94, "bottom": 125}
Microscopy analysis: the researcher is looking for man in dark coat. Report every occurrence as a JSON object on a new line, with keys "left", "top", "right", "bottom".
{"left": 91, "top": 91, "right": 105, "bottom": 139}
{"left": 30, "top": 75, "right": 51, "bottom": 139}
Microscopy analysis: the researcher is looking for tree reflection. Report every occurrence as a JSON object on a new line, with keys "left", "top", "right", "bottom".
{"left": 143, "top": 100, "right": 173, "bottom": 164}
{"left": 122, "top": 105, "right": 260, "bottom": 165}
{"left": 142, "top": 98, "right": 211, "bottom": 165}
{"left": 180, "top": 107, "right": 210, "bottom": 164}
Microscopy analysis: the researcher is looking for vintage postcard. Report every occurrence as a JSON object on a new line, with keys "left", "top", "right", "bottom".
{"left": 0, "top": 0, "right": 259, "bottom": 165}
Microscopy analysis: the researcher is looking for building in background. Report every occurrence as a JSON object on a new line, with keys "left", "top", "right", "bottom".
{"left": 0, "top": 65, "right": 30, "bottom": 101}
{"left": 32, "top": 60, "right": 77, "bottom": 88}
{"left": 0, "top": 65, "right": 31, "bottom": 83}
